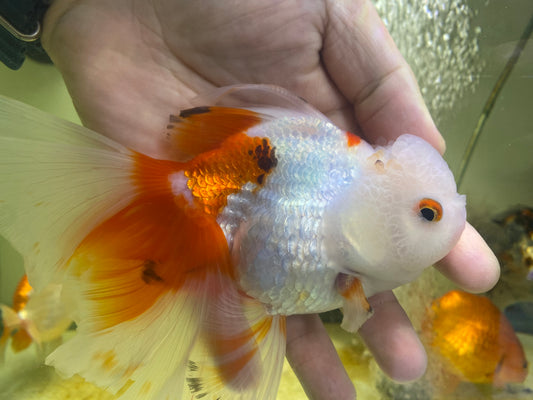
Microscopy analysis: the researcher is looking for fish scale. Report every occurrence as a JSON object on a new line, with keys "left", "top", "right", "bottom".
{"left": 219, "top": 117, "right": 358, "bottom": 315}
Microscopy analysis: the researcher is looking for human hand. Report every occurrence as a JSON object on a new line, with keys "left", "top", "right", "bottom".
{"left": 41, "top": 0, "right": 500, "bottom": 398}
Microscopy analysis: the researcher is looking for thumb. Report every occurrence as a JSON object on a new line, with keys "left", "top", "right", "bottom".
{"left": 322, "top": 0, "right": 445, "bottom": 153}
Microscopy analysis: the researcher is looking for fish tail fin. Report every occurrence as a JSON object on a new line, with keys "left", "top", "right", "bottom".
{"left": 0, "top": 96, "right": 239, "bottom": 398}
{"left": 0, "top": 95, "right": 143, "bottom": 290}
{"left": 185, "top": 286, "right": 286, "bottom": 400}
{"left": 44, "top": 149, "right": 236, "bottom": 399}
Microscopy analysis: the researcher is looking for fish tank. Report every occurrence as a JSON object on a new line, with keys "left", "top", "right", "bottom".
{"left": 0, "top": 0, "right": 532, "bottom": 399}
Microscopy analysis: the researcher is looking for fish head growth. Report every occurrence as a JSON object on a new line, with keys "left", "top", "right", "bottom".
{"left": 325, "top": 134, "right": 467, "bottom": 295}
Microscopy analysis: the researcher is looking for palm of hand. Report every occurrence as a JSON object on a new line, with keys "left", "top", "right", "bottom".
{"left": 44, "top": 0, "right": 441, "bottom": 153}
{"left": 44, "top": 1, "right": 343, "bottom": 154}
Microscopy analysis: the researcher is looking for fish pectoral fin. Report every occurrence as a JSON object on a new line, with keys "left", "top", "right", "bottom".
{"left": 336, "top": 274, "right": 373, "bottom": 333}
{"left": 185, "top": 288, "right": 286, "bottom": 400}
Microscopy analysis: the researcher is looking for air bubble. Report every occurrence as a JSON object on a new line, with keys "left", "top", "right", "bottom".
{"left": 373, "top": 0, "right": 484, "bottom": 124}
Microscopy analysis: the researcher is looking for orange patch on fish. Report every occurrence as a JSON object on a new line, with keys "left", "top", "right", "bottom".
{"left": 168, "top": 106, "right": 264, "bottom": 161}
{"left": 13, "top": 275, "right": 32, "bottom": 312}
{"left": 93, "top": 350, "right": 118, "bottom": 371}
{"left": 185, "top": 133, "right": 277, "bottom": 215}
{"left": 68, "top": 153, "right": 233, "bottom": 331}
{"left": 10, "top": 328, "right": 32, "bottom": 352}
{"left": 345, "top": 131, "right": 361, "bottom": 147}
{"left": 422, "top": 290, "right": 528, "bottom": 387}
{"left": 210, "top": 314, "right": 276, "bottom": 387}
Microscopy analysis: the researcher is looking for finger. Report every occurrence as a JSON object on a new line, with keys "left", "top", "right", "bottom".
{"left": 322, "top": 0, "right": 445, "bottom": 153}
{"left": 435, "top": 222, "right": 500, "bottom": 293}
{"left": 358, "top": 291, "right": 427, "bottom": 382}
{"left": 286, "top": 314, "right": 356, "bottom": 400}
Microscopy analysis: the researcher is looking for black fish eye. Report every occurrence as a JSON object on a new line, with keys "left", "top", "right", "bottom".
{"left": 420, "top": 207, "right": 437, "bottom": 221}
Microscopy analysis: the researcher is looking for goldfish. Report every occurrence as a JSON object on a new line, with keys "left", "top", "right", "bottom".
{"left": 0, "top": 274, "right": 72, "bottom": 360}
{"left": 496, "top": 207, "right": 533, "bottom": 281}
{"left": 0, "top": 84, "right": 466, "bottom": 399}
{"left": 422, "top": 290, "right": 528, "bottom": 389}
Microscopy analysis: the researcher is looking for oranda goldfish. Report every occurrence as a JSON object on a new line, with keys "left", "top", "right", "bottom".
{"left": 422, "top": 290, "right": 528, "bottom": 389}
{"left": 0, "top": 274, "right": 72, "bottom": 360}
{"left": 0, "top": 85, "right": 466, "bottom": 399}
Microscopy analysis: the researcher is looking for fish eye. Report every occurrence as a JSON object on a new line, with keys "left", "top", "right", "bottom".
{"left": 418, "top": 198, "right": 443, "bottom": 222}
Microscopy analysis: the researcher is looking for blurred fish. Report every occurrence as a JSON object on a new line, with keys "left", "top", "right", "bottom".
{"left": 481, "top": 206, "right": 533, "bottom": 310}
{"left": 495, "top": 207, "right": 533, "bottom": 281}
{"left": 0, "top": 84, "right": 467, "bottom": 399}
{"left": 0, "top": 275, "right": 72, "bottom": 360}
{"left": 422, "top": 290, "right": 528, "bottom": 388}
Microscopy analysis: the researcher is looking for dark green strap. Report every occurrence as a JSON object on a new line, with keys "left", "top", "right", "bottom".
{"left": 0, "top": 0, "right": 50, "bottom": 70}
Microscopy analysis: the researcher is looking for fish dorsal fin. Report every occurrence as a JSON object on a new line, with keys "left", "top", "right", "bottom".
{"left": 196, "top": 84, "right": 325, "bottom": 118}
{"left": 168, "top": 85, "right": 330, "bottom": 161}
{"left": 168, "top": 107, "right": 265, "bottom": 161}
{"left": 0, "top": 96, "right": 135, "bottom": 290}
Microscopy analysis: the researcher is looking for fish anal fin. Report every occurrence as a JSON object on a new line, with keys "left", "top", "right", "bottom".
{"left": 336, "top": 274, "right": 373, "bottom": 333}
{"left": 168, "top": 106, "right": 265, "bottom": 161}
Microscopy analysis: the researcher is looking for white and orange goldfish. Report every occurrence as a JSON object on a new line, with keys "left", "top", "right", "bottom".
{"left": 0, "top": 85, "right": 466, "bottom": 399}
{"left": 0, "top": 275, "right": 72, "bottom": 361}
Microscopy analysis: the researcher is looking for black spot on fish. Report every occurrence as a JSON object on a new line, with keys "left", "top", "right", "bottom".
{"left": 187, "top": 377, "right": 204, "bottom": 394}
{"left": 254, "top": 138, "right": 278, "bottom": 173}
{"left": 141, "top": 260, "right": 163, "bottom": 284}
{"left": 179, "top": 106, "right": 211, "bottom": 119}
{"left": 257, "top": 174, "right": 265, "bottom": 185}
{"left": 169, "top": 114, "right": 181, "bottom": 123}
{"left": 187, "top": 360, "right": 199, "bottom": 372}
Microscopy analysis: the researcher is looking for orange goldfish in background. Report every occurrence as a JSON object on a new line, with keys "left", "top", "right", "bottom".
{"left": 0, "top": 275, "right": 72, "bottom": 360}
{"left": 422, "top": 290, "right": 528, "bottom": 389}
{"left": 0, "top": 85, "right": 467, "bottom": 399}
